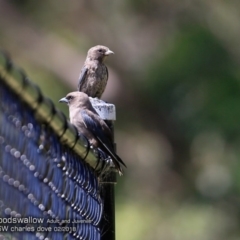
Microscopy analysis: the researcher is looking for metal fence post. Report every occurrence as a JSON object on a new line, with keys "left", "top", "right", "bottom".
{"left": 100, "top": 171, "right": 117, "bottom": 240}
{"left": 90, "top": 99, "right": 117, "bottom": 240}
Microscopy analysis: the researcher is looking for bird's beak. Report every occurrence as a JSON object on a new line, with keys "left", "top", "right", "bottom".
{"left": 59, "top": 97, "right": 68, "bottom": 104}
{"left": 105, "top": 49, "right": 114, "bottom": 56}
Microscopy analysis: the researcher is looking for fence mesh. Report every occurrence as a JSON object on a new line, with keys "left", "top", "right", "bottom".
{"left": 0, "top": 52, "right": 104, "bottom": 240}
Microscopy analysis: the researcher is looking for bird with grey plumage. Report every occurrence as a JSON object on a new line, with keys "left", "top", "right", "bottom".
{"left": 77, "top": 45, "right": 114, "bottom": 99}
{"left": 59, "top": 91, "right": 126, "bottom": 175}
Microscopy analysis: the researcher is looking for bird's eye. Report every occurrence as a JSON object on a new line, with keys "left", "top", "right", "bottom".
{"left": 67, "top": 96, "right": 73, "bottom": 100}
{"left": 98, "top": 49, "right": 103, "bottom": 53}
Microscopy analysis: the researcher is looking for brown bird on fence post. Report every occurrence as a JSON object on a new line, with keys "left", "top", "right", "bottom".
{"left": 77, "top": 45, "right": 114, "bottom": 99}
{"left": 59, "top": 91, "right": 126, "bottom": 175}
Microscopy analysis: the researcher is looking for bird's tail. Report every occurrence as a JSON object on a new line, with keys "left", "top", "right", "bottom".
{"left": 96, "top": 137, "right": 126, "bottom": 175}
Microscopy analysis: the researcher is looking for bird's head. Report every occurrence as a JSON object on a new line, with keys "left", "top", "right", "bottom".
{"left": 87, "top": 45, "right": 114, "bottom": 62}
{"left": 59, "top": 91, "right": 93, "bottom": 110}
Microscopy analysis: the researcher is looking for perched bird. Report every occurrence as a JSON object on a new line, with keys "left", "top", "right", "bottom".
{"left": 59, "top": 91, "right": 126, "bottom": 174}
{"left": 77, "top": 45, "right": 114, "bottom": 99}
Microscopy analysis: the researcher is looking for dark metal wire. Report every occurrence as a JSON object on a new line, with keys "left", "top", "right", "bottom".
{"left": 0, "top": 53, "right": 104, "bottom": 239}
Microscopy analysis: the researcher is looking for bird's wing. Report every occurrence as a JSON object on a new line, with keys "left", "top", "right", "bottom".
{"left": 106, "top": 65, "right": 109, "bottom": 80}
{"left": 80, "top": 110, "right": 101, "bottom": 135}
{"left": 81, "top": 110, "right": 113, "bottom": 148}
{"left": 80, "top": 110, "right": 126, "bottom": 170}
{"left": 77, "top": 66, "right": 88, "bottom": 91}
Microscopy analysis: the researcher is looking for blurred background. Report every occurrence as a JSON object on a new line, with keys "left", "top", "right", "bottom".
{"left": 1, "top": 0, "right": 240, "bottom": 239}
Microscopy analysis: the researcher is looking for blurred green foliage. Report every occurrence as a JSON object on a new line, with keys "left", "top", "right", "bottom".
{"left": 146, "top": 26, "right": 240, "bottom": 140}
